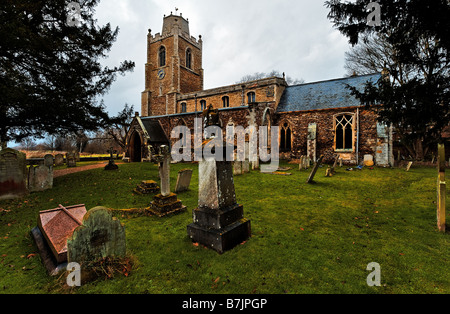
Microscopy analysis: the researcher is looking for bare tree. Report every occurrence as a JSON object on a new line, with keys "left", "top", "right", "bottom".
{"left": 236, "top": 70, "right": 304, "bottom": 86}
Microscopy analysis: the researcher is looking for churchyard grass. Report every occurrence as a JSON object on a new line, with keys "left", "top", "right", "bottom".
{"left": 0, "top": 162, "right": 448, "bottom": 293}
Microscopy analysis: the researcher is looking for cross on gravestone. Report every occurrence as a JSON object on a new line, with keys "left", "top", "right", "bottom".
{"left": 437, "top": 144, "right": 446, "bottom": 232}
{"left": 104, "top": 147, "right": 118, "bottom": 170}
{"left": 306, "top": 155, "right": 324, "bottom": 184}
{"left": 149, "top": 145, "right": 186, "bottom": 217}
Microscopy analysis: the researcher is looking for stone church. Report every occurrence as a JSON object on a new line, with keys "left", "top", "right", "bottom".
{"left": 125, "top": 12, "right": 394, "bottom": 166}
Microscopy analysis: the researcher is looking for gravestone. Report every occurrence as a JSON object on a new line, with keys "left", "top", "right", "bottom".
{"left": 298, "top": 156, "right": 305, "bottom": 170}
{"left": 67, "top": 206, "right": 126, "bottom": 264}
{"left": 149, "top": 145, "right": 186, "bottom": 217}
{"left": 54, "top": 154, "right": 64, "bottom": 166}
{"left": 66, "top": 153, "right": 76, "bottom": 167}
{"left": 175, "top": 169, "right": 193, "bottom": 193}
{"left": 364, "top": 154, "right": 374, "bottom": 167}
{"left": 306, "top": 155, "right": 324, "bottom": 184}
{"left": 187, "top": 111, "right": 251, "bottom": 254}
{"left": 437, "top": 144, "right": 446, "bottom": 232}
{"left": 233, "top": 160, "right": 242, "bottom": 175}
{"left": 307, "top": 123, "right": 317, "bottom": 162}
{"left": 331, "top": 155, "right": 340, "bottom": 174}
{"left": 0, "top": 148, "right": 28, "bottom": 200}
{"left": 104, "top": 147, "right": 119, "bottom": 170}
{"left": 406, "top": 161, "right": 413, "bottom": 172}
{"left": 28, "top": 162, "right": 53, "bottom": 192}
{"left": 35, "top": 204, "right": 87, "bottom": 264}
{"left": 44, "top": 154, "right": 54, "bottom": 167}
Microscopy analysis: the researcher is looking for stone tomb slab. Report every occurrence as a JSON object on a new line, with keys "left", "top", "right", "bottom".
{"left": 36, "top": 204, "right": 87, "bottom": 264}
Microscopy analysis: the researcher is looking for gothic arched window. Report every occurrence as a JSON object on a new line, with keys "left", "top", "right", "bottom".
{"left": 335, "top": 114, "right": 354, "bottom": 151}
{"left": 186, "top": 48, "right": 192, "bottom": 69}
{"left": 280, "top": 122, "right": 292, "bottom": 152}
{"left": 159, "top": 46, "right": 166, "bottom": 67}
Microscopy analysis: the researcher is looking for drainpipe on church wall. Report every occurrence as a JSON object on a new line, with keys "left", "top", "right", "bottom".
{"left": 356, "top": 108, "right": 360, "bottom": 164}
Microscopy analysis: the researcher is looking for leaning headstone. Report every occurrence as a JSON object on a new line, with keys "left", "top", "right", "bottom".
{"left": 437, "top": 144, "right": 446, "bottom": 232}
{"left": 149, "top": 145, "right": 186, "bottom": 217}
{"left": 306, "top": 155, "right": 324, "bottom": 184}
{"left": 406, "top": 161, "right": 413, "bottom": 172}
{"left": 331, "top": 155, "right": 340, "bottom": 174}
{"left": 54, "top": 154, "right": 64, "bottom": 166}
{"left": 44, "top": 154, "right": 54, "bottom": 167}
{"left": 66, "top": 153, "right": 76, "bottom": 168}
{"left": 175, "top": 169, "right": 193, "bottom": 193}
{"left": 187, "top": 110, "right": 250, "bottom": 254}
{"left": 67, "top": 206, "right": 126, "bottom": 264}
{"left": 28, "top": 162, "right": 53, "bottom": 192}
{"left": 0, "top": 148, "right": 28, "bottom": 200}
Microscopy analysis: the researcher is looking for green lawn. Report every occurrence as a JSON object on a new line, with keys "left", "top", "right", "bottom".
{"left": 0, "top": 162, "right": 448, "bottom": 294}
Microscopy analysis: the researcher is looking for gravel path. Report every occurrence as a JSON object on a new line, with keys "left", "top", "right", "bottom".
{"left": 53, "top": 162, "right": 109, "bottom": 178}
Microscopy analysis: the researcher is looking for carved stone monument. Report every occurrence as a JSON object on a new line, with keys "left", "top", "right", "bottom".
{"left": 187, "top": 110, "right": 251, "bottom": 254}
{"left": 149, "top": 145, "right": 186, "bottom": 217}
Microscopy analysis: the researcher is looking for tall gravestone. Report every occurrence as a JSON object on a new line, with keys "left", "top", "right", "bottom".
{"left": 0, "top": 148, "right": 28, "bottom": 200}
{"left": 187, "top": 110, "right": 251, "bottom": 254}
{"left": 306, "top": 155, "right": 324, "bottom": 184}
{"left": 437, "top": 144, "right": 446, "bottom": 232}
{"left": 149, "top": 145, "right": 186, "bottom": 217}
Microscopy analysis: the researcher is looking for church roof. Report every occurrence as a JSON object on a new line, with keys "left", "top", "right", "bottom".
{"left": 139, "top": 117, "right": 170, "bottom": 144}
{"left": 276, "top": 73, "right": 381, "bottom": 113}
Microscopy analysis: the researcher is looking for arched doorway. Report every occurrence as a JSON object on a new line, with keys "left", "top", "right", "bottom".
{"left": 130, "top": 131, "right": 142, "bottom": 162}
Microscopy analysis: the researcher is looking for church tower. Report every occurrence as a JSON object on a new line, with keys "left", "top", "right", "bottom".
{"left": 141, "top": 12, "right": 204, "bottom": 117}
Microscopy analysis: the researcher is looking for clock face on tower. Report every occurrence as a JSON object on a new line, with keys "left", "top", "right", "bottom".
{"left": 157, "top": 69, "right": 165, "bottom": 80}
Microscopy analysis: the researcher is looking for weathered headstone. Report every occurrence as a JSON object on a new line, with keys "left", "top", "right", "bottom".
{"left": 44, "top": 154, "right": 54, "bottom": 167}
{"left": 307, "top": 123, "right": 317, "bottom": 162}
{"left": 187, "top": 126, "right": 251, "bottom": 253}
{"left": 175, "top": 169, "right": 193, "bottom": 193}
{"left": 0, "top": 148, "right": 28, "bottom": 200}
{"left": 149, "top": 145, "right": 186, "bottom": 217}
{"left": 187, "top": 156, "right": 251, "bottom": 253}
{"left": 331, "top": 155, "right": 340, "bottom": 174}
{"left": 233, "top": 160, "right": 242, "bottom": 175}
{"left": 306, "top": 155, "right": 324, "bottom": 184}
{"left": 67, "top": 206, "right": 126, "bottom": 264}
{"left": 28, "top": 162, "right": 53, "bottom": 192}
{"left": 66, "top": 153, "right": 76, "bottom": 167}
{"left": 54, "top": 154, "right": 64, "bottom": 166}
{"left": 437, "top": 144, "right": 446, "bottom": 232}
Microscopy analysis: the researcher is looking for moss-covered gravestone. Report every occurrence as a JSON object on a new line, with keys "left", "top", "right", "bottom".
{"left": 67, "top": 207, "right": 126, "bottom": 264}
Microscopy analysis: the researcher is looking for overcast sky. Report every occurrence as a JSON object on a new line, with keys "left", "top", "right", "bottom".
{"left": 94, "top": 0, "right": 353, "bottom": 116}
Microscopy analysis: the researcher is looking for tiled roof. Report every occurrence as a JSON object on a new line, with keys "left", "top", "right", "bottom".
{"left": 276, "top": 73, "right": 381, "bottom": 113}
